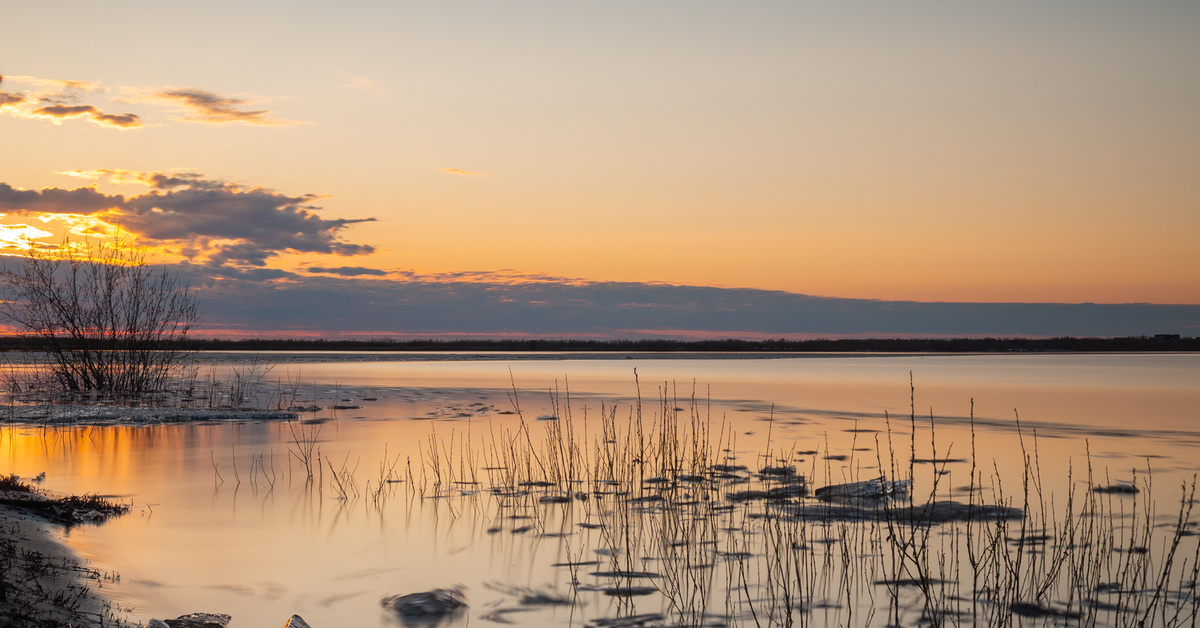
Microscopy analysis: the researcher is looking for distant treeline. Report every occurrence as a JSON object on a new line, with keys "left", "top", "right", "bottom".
{"left": 2, "top": 335, "right": 1192, "bottom": 353}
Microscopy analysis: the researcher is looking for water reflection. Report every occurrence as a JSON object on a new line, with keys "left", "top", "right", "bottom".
{"left": 0, "top": 353, "right": 1197, "bottom": 626}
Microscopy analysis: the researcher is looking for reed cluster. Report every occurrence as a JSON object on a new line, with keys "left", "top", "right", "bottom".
{"left": 408, "top": 376, "right": 1200, "bottom": 627}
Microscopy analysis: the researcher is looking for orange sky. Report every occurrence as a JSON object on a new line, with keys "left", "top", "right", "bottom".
{"left": 1, "top": 1, "right": 1197, "bottom": 305}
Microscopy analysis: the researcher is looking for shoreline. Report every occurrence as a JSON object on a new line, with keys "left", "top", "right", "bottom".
{"left": 0, "top": 504, "right": 127, "bottom": 627}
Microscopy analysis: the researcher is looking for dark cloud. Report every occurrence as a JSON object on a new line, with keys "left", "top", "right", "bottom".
{"left": 307, "top": 266, "right": 390, "bottom": 277}
{"left": 121, "top": 181, "right": 375, "bottom": 265}
{"left": 156, "top": 89, "right": 278, "bottom": 125}
{"left": 34, "top": 104, "right": 94, "bottom": 117}
{"left": 0, "top": 173, "right": 374, "bottom": 266}
{"left": 30, "top": 103, "right": 142, "bottom": 128}
{"left": 181, "top": 272, "right": 1200, "bottom": 339}
{"left": 0, "top": 182, "right": 124, "bottom": 214}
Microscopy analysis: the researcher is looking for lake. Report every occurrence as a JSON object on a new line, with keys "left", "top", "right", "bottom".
{"left": 3, "top": 352, "right": 1198, "bottom": 627}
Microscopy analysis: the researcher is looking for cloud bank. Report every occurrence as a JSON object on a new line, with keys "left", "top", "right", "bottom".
{"left": 182, "top": 272, "right": 1200, "bottom": 339}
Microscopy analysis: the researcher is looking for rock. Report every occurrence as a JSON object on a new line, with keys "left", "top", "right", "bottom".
{"left": 164, "top": 613, "right": 232, "bottom": 628}
{"left": 590, "top": 613, "right": 665, "bottom": 627}
{"left": 783, "top": 499, "right": 1023, "bottom": 523}
{"left": 1011, "top": 601, "right": 1081, "bottom": 619}
{"left": 1093, "top": 483, "right": 1139, "bottom": 494}
{"left": 282, "top": 615, "right": 312, "bottom": 628}
{"left": 759, "top": 465, "right": 797, "bottom": 477}
{"left": 601, "top": 585, "right": 656, "bottom": 597}
{"left": 710, "top": 464, "right": 747, "bottom": 473}
{"left": 382, "top": 586, "right": 468, "bottom": 619}
{"left": 727, "top": 484, "right": 808, "bottom": 502}
{"left": 814, "top": 477, "right": 910, "bottom": 499}
{"left": 590, "top": 570, "right": 661, "bottom": 579}
{"left": 147, "top": 621, "right": 171, "bottom": 628}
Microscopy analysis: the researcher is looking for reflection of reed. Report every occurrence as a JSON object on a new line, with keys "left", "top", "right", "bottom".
{"left": 287, "top": 421, "right": 321, "bottom": 482}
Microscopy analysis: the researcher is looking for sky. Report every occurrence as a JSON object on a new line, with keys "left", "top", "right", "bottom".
{"left": 1, "top": 1, "right": 1198, "bottom": 337}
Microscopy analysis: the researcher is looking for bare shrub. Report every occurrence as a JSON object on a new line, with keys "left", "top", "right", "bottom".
{"left": 0, "top": 238, "right": 200, "bottom": 394}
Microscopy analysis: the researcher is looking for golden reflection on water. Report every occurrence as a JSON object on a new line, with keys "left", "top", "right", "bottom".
{"left": 0, "top": 353, "right": 1197, "bottom": 626}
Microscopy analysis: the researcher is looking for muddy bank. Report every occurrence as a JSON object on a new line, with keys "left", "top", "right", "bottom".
{"left": 0, "top": 476, "right": 132, "bottom": 627}
{"left": 0, "top": 505, "right": 128, "bottom": 627}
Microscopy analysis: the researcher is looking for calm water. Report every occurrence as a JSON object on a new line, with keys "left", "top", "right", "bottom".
{"left": 2, "top": 352, "right": 1198, "bottom": 626}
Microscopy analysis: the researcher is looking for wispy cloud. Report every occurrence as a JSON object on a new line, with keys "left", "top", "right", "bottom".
{"left": 0, "top": 74, "right": 142, "bottom": 129}
{"left": 60, "top": 169, "right": 228, "bottom": 189}
{"left": 441, "top": 168, "right": 490, "bottom": 177}
{"left": 1, "top": 73, "right": 305, "bottom": 128}
{"left": 341, "top": 75, "right": 387, "bottom": 93}
{"left": 148, "top": 88, "right": 293, "bottom": 125}
{"left": 1, "top": 171, "right": 374, "bottom": 267}
{"left": 30, "top": 104, "right": 141, "bottom": 128}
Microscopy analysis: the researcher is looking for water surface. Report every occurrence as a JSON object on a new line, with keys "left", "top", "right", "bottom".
{"left": 2, "top": 352, "right": 1197, "bottom": 626}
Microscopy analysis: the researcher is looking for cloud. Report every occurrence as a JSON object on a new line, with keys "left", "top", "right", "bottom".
{"left": 1, "top": 74, "right": 305, "bottom": 128}
{"left": 2, "top": 75, "right": 99, "bottom": 94}
{"left": 0, "top": 92, "right": 25, "bottom": 108}
{"left": 0, "top": 223, "right": 54, "bottom": 250}
{"left": 152, "top": 88, "right": 288, "bottom": 125}
{"left": 1, "top": 171, "right": 375, "bottom": 267}
{"left": 0, "top": 74, "right": 140, "bottom": 129}
{"left": 59, "top": 169, "right": 228, "bottom": 190}
{"left": 120, "top": 181, "right": 375, "bottom": 265}
{"left": 341, "top": 75, "right": 387, "bottom": 93}
{"left": 179, "top": 272, "right": 1200, "bottom": 339}
{"left": 92, "top": 111, "right": 142, "bottom": 128}
{"left": 30, "top": 104, "right": 142, "bottom": 128}
{"left": 306, "top": 266, "right": 390, "bottom": 277}
{"left": 0, "top": 183, "right": 124, "bottom": 214}
{"left": 441, "top": 168, "right": 490, "bottom": 177}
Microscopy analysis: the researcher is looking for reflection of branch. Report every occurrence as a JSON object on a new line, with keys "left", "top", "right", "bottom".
{"left": 287, "top": 420, "right": 321, "bottom": 481}
{"left": 325, "top": 453, "right": 360, "bottom": 500}
{"left": 210, "top": 450, "right": 223, "bottom": 484}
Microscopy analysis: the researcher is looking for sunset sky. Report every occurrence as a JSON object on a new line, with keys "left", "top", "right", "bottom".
{"left": 2, "top": 1, "right": 1198, "bottom": 337}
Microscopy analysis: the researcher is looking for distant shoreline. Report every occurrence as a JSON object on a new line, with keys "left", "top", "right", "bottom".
{"left": 3, "top": 335, "right": 1194, "bottom": 354}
